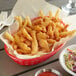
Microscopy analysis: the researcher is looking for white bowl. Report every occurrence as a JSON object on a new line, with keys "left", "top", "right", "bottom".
{"left": 59, "top": 44, "right": 76, "bottom": 76}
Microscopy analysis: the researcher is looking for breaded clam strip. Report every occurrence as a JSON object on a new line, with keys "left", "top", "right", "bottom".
{"left": 39, "top": 39, "right": 49, "bottom": 51}
{"left": 14, "top": 34, "right": 21, "bottom": 43}
{"left": 47, "top": 24, "right": 53, "bottom": 38}
{"left": 47, "top": 39, "right": 56, "bottom": 44}
{"left": 18, "top": 43, "right": 31, "bottom": 54}
{"left": 14, "top": 34, "right": 31, "bottom": 54}
{"left": 31, "top": 31, "right": 38, "bottom": 54}
{"left": 3, "top": 32, "right": 14, "bottom": 41}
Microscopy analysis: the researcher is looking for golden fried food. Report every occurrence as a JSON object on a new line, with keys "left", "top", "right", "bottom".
{"left": 4, "top": 32, "right": 14, "bottom": 41}
{"left": 21, "top": 28, "right": 32, "bottom": 41}
{"left": 39, "top": 39, "right": 49, "bottom": 51}
{"left": 39, "top": 10, "right": 44, "bottom": 18}
{"left": 3, "top": 9, "right": 76, "bottom": 55}
{"left": 31, "top": 31, "right": 38, "bottom": 54}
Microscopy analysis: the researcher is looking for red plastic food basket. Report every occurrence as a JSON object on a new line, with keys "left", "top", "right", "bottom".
{"left": 4, "top": 43, "right": 65, "bottom": 65}
{"left": 4, "top": 17, "right": 66, "bottom": 65}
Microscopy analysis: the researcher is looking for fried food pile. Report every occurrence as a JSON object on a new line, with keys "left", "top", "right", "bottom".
{"left": 3, "top": 9, "right": 76, "bottom": 55}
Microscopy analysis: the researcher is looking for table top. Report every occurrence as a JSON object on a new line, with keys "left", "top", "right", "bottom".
{"left": 0, "top": 0, "right": 75, "bottom": 76}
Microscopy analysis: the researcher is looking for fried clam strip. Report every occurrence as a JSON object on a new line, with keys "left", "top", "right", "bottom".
{"left": 37, "top": 32, "right": 49, "bottom": 51}
{"left": 41, "top": 26, "right": 47, "bottom": 32}
{"left": 37, "top": 32, "right": 49, "bottom": 40}
{"left": 11, "top": 41, "right": 18, "bottom": 50}
{"left": 25, "top": 26, "right": 32, "bottom": 34}
{"left": 47, "top": 24, "right": 54, "bottom": 38}
{"left": 31, "top": 25, "right": 42, "bottom": 32}
{"left": 21, "top": 28, "right": 32, "bottom": 41}
{"left": 55, "top": 22, "right": 64, "bottom": 32}
{"left": 40, "top": 17, "right": 51, "bottom": 32}
{"left": 3, "top": 32, "right": 14, "bottom": 41}
{"left": 39, "top": 39, "right": 49, "bottom": 52}
{"left": 13, "top": 33, "right": 21, "bottom": 44}
{"left": 47, "top": 39, "right": 56, "bottom": 44}
{"left": 40, "top": 18, "right": 50, "bottom": 33}
{"left": 54, "top": 28, "right": 61, "bottom": 41}
{"left": 50, "top": 21, "right": 56, "bottom": 31}
{"left": 17, "top": 43, "right": 31, "bottom": 54}
{"left": 14, "top": 34, "right": 31, "bottom": 54}
{"left": 60, "top": 30, "right": 76, "bottom": 38}
{"left": 31, "top": 31, "right": 38, "bottom": 54}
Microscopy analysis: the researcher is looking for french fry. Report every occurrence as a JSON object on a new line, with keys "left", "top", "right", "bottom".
{"left": 32, "top": 18, "right": 43, "bottom": 25}
{"left": 31, "top": 31, "right": 38, "bottom": 54}
{"left": 21, "top": 28, "right": 32, "bottom": 41}
{"left": 55, "top": 8, "right": 60, "bottom": 18}
{"left": 23, "top": 18, "right": 28, "bottom": 27}
{"left": 56, "top": 22, "right": 64, "bottom": 30}
{"left": 26, "top": 16, "right": 32, "bottom": 26}
{"left": 24, "top": 38, "right": 31, "bottom": 47}
{"left": 4, "top": 32, "right": 14, "bottom": 41}
{"left": 60, "top": 30, "right": 76, "bottom": 38}
{"left": 25, "top": 26, "right": 32, "bottom": 33}
{"left": 39, "top": 10, "right": 44, "bottom": 18}
{"left": 42, "top": 18, "right": 50, "bottom": 27}
{"left": 11, "top": 42, "right": 18, "bottom": 50}
{"left": 49, "top": 11, "right": 52, "bottom": 18}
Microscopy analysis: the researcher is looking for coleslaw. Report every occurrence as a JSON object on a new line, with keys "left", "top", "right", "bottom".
{"left": 64, "top": 48, "right": 76, "bottom": 72}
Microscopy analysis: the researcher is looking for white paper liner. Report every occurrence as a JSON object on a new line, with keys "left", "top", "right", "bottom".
{"left": 11, "top": 0, "right": 68, "bottom": 19}
{"left": 63, "top": 15, "right": 76, "bottom": 31}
